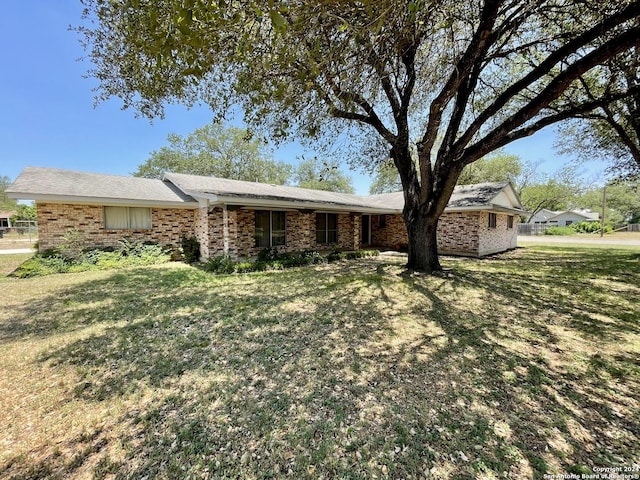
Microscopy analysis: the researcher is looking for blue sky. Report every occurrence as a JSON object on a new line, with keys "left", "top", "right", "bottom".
{"left": 1, "top": 2, "right": 594, "bottom": 195}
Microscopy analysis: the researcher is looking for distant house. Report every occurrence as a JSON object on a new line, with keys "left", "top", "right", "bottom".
{"left": 7, "top": 167, "right": 527, "bottom": 259}
{"left": 547, "top": 209, "right": 599, "bottom": 226}
{"left": 0, "top": 210, "right": 15, "bottom": 229}
{"left": 525, "top": 208, "right": 599, "bottom": 226}
{"left": 527, "top": 208, "right": 558, "bottom": 224}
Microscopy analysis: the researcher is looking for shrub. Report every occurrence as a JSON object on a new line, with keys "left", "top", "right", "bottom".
{"left": 570, "top": 221, "right": 612, "bottom": 234}
{"left": 12, "top": 255, "right": 72, "bottom": 278}
{"left": 203, "top": 255, "right": 236, "bottom": 274}
{"left": 197, "top": 249, "right": 379, "bottom": 276}
{"left": 181, "top": 235, "right": 201, "bottom": 263}
{"left": 326, "top": 249, "right": 379, "bottom": 262}
{"left": 11, "top": 241, "right": 171, "bottom": 278}
{"left": 544, "top": 226, "right": 576, "bottom": 236}
{"left": 257, "top": 247, "right": 280, "bottom": 262}
{"left": 234, "top": 262, "right": 256, "bottom": 273}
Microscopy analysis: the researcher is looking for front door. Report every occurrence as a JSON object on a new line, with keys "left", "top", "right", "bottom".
{"left": 361, "top": 215, "right": 371, "bottom": 245}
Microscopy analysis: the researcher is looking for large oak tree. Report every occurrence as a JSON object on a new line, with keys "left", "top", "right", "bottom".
{"left": 78, "top": 0, "right": 640, "bottom": 272}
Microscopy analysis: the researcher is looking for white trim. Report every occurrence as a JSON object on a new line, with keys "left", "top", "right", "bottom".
{"left": 205, "top": 194, "right": 399, "bottom": 214}
{"left": 8, "top": 193, "right": 198, "bottom": 209}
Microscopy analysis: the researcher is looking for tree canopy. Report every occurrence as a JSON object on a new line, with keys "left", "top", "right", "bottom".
{"left": 555, "top": 50, "right": 640, "bottom": 180}
{"left": 458, "top": 151, "right": 523, "bottom": 186}
{"left": 0, "top": 176, "right": 17, "bottom": 211}
{"left": 79, "top": 0, "right": 640, "bottom": 272}
{"left": 369, "top": 160, "right": 403, "bottom": 194}
{"left": 293, "top": 157, "right": 354, "bottom": 193}
{"left": 578, "top": 180, "right": 640, "bottom": 224}
{"left": 134, "top": 122, "right": 293, "bottom": 184}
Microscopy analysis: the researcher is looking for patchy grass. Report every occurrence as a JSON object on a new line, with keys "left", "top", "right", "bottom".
{"left": 1, "top": 246, "right": 639, "bottom": 479}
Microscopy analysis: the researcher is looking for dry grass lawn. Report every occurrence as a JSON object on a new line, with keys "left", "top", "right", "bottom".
{"left": 1, "top": 246, "right": 639, "bottom": 479}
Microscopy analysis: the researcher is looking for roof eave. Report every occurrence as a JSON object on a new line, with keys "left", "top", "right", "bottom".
{"left": 445, "top": 203, "right": 529, "bottom": 215}
{"left": 7, "top": 192, "right": 199, "bottom": 209}
{"left": 208, "top": 194, "right": 400, "bottom": 214}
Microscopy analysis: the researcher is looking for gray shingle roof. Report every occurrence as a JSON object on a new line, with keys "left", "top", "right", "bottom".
{"left": 164, "top": 172, "right": 377, "bottom": 209}
{"left": 360, "top": 182, "right": 516, "bottom": 211}
{"left": 8, "top": 168, "right": 523, "bottom": 213}
{"left": 7, "top": 167, "right": 196, "bottom": 205}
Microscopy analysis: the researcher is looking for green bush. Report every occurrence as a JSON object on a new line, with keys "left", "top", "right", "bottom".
{"left": 327, "top": 249, "right": 379, "bottom": 262}
{"left": 12, "top": 241, "right": 171, "bottom": 278}
{"left": 181, "top": 235, "right": 201, "bottom": 263}
{"left": 234, "top": 262, "right": 256, "bottom": 273}
{"left": 544, "top": 226, "right": 576, "bottom": 236}
{"left": 13, "top": 255, "right": 72, "bottom": 278}
{"left": 257, "top": 247, "right": 280, "bottom": 262}
{"left": 199, "top": 249, "right": 379, "bottom": 276}
{"left": 203, "top": 255, "right": 236, "bottom": 274}
{"left": 570, "top": 221, "right": 612, "bottom": 234}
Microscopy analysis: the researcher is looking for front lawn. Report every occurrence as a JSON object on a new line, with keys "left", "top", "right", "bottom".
{"left": 1, "top": 246, "right": 638, "bottom": 479}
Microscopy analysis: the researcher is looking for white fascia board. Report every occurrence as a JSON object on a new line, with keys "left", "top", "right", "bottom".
{"left": 182, "top": 191, "right": 219, "bottom": 205}
{"left": 7, "top": 193, "right": 198, "bottom": 209}
{"left": 210, "top": 195, "right": 400, "bottom": 214}
{"left": 445, "top": 204, "right": 529, "bottom": 215}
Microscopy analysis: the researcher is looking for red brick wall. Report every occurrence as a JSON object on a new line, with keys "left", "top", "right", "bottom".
{"left": 370, "top": 212, "right": 517, "bottom": 256}
{"left": 213, "top": 209, "right": 359, "bottom": 259}
{"left": 36, "top": 203, "right": 196, "bottom": 252}
{"left": 36, "top": 202, "right": 517, "bottom": 259}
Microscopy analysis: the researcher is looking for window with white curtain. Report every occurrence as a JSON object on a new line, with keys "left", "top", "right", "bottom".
{"left": 104, "top": 206, "right": 152, "bottom": 229}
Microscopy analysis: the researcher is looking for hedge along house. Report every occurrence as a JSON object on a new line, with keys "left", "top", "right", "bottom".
{"left": 7, "top": 167, "right": 526, "bottom": 259}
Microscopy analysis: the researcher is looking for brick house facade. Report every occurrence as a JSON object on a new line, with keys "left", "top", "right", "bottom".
{"left": 7, "top": 168, "right": 525, "bottom": 259}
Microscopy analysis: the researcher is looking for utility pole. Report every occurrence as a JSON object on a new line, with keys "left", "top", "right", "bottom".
{"left": 600, "top": 185, "right": 606, "bottom": 238}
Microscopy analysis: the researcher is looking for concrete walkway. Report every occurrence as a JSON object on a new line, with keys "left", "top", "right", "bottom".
{"left": 0, "top": 248, "right": 35, "bottom": 255}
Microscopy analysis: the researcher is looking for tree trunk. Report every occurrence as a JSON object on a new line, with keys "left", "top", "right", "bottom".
{"left": 404, "top": 207, "right": 442, "bottom": 273}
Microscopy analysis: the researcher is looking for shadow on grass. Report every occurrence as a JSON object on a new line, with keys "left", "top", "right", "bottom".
{"left": 1, "top": 249, "right": 639, "bottom": 479}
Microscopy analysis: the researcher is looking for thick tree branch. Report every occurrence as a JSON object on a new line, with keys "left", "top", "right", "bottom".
{"left": 601, "top": 104, "right": 640, "bottom": 164}
{"left": 455, "top": 1, "right": 640, "bottom": 151}
{"left": 418, "top": 0, "right": 503, "bottom": 189}
{"left": 465, "top": 83, "right": 640, "bottom": 161}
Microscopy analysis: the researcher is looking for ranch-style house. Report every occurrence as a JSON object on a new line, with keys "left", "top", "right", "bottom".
{"left": 7, "top": 167, "right": 526, "bottom": 259}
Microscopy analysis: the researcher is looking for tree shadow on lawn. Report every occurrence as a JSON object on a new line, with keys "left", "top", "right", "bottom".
{"left": 2, "top": 253, "right": 639, "bottom": 479}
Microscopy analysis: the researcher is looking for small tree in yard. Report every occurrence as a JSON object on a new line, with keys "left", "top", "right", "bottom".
{"left": 78, "top": 0, "right": 640, "bottom": 273}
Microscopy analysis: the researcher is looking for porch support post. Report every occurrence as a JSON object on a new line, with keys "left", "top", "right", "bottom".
{"left": 222, "top": 204, "right": 230, "bottom": 255}
{"left": 352, "top": 213, "right": 361, "bottom": 250}
{"left": 195, "top": 198, "right": 211, "bottom": 260}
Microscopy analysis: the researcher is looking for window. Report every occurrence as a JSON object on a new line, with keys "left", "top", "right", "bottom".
{"left": 255, "top": 210, "right": 286, "bottom": 247}
{"left": 104, "top": 206, "right": 152, "bottom": 229}
{"left": 316, "top": 213, "right": 338, "bottom": 244}
{"left": 488, "top": 212, "right": 497, "bottom": 229}
{"left": 507, "top": 216, "right": 514, "bottom": 229}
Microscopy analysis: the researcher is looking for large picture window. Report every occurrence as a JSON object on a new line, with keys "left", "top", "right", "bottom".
{"left": 255, "top": 210, "right": 286, "bottom": 247}
{"left": 316, "top": 213, "right": 338, "bottom": 244}
{"left": 104, "top": 206, "right": 152, "bottom": 229}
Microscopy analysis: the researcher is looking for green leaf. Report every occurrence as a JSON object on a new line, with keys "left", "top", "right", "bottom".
{"left": 269, "top": 10, "right": 286, "bottom": 30}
